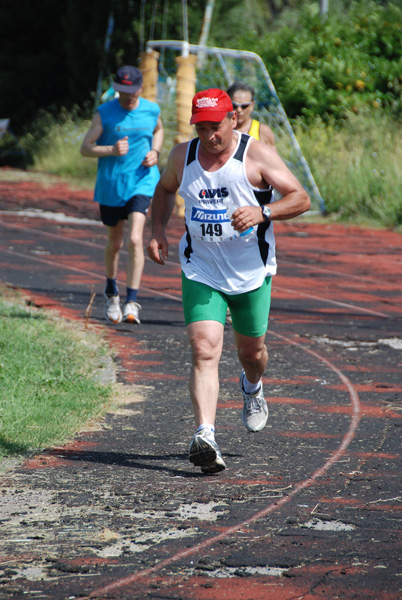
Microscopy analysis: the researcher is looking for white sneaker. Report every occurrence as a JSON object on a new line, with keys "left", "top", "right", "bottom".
{"left": 239, "top": 369, "right": 268, "bottom": 432}
{"left": 189, "top": 428, "right": 226, "bottom": 474}
{"left": 104, "top": 293, "right": 122, "bottom": 324}
{"left": 123, "top": 301, "right": 141, "bottom": 324}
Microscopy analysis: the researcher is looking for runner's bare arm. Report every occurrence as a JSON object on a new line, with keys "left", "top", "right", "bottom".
{"left": 80, "top": 112, "right": 129, "bottom": 158}
{"left": 142, "top": 115, "right": 164, "bottom": 167}
{"left": 146, "top": 143, "right": 187, "bottom": 265}
{"left": 231, "top": 139, "right": 310, "bottom": 233}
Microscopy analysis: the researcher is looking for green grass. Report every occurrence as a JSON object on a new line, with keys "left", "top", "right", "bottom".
{"left": 296, "top": 110, "right": 402, "bottom": 229}
{"left": 0, "top": 285, "right": 114, "bottom": 460}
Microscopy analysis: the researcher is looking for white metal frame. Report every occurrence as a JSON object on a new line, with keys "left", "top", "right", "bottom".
{"left": 146, "top": 39, "right": 325, "bottom": 214}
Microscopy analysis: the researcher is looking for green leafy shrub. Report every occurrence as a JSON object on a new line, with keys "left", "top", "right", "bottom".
{"left": 241, "top": 1, "right": 402, "bottom": 123}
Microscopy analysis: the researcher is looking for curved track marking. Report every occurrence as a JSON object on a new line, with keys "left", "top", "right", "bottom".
{"left": 84, "top": 331, "right": 361, "bottom": 598}
{"left": 278, "top": 239, "right": 402, "bottom": 267}
{"left": 273, "top": 285, "right": 390, "bottom": 318}
{"left": 279, "top": 258, "right": 402, "bottom": 288}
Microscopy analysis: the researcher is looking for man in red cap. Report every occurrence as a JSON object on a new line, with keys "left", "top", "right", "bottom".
{"left": 81, "top": 66, "right": 163, "bottom": 325}
{"left": 147, "top": 88, "right": 310, "bottom": 475}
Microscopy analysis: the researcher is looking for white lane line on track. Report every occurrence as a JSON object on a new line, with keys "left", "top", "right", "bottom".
{"left": 279, "top": 258, "right": 402, "bottom": 288}
{"left": 0, "top": 210, "right": 102, "bottom": 226}
{"left": 84, "top": 332, "right": 362, "bottom": 599}
{"left": 277, "top": 239, "right": 402, "bottom": 267}
{"left": 0, "top": 220, "right": 396, "bottom": 319}
{"left": 273, "top": 285, "right": 390, "bottom": 318}
{"left": 0, "top": 247, "right": 181, "bottom": 303}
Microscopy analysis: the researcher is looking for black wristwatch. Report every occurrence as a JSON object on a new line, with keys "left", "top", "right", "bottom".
{"left": 261, "top": 205, "right": 272, "bottom": 222}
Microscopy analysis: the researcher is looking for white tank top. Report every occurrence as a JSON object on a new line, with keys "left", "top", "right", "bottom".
{"left": 178, "top": 132, "right": 277, "bottom": 294}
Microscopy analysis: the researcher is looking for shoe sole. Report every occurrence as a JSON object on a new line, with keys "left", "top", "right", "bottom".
{"left": 105, "top": 314, "right": 122, "bottom": 324}
{"left": 123, "top": 315, "right": 141, "bottom": 324}
{"left": 189, "top": 437, "right": 226, "bottom": 473}
{"left": 189, "top": 437, "right": 217, "bottom": 467}
{"left": 201, "top": 459, "right": 226, "bottom": 474}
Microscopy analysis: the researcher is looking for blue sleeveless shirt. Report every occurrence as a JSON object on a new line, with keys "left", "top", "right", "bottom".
{"left": 94, "top": 98, "right": 161, "bottom": 206}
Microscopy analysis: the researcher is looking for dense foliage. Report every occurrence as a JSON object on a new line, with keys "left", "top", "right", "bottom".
{"left": 240, "top": 1, "right": 402, "bottom": 122}
{"left": 2, "top": 0, "right": 401, "bottom": 136}
{"left": 1, "top": 0, "right": 401, "bottom": 228}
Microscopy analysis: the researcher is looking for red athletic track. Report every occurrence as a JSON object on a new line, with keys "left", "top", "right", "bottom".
{"left": 0, "top": 175, "right": 401, "bottom": 600}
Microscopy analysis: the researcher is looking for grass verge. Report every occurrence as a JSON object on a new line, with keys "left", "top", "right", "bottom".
{"left": 0, "top": 284, "right": 115, "bottom": 462}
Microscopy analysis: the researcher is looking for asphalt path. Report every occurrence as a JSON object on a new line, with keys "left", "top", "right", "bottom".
{"left": 0, "top": 176, "right": 401, "bottom": 599}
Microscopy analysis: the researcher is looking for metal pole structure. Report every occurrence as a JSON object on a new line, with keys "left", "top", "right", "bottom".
{"left": 160, "top": 0, "right": 169, "bottom": 68}
{"left": 182, "top": 0, "right": 189, "bottom": 44}
{"left": 149, "top": 1, "right": 158, "bottom": 41}
{"left": 95, "top": 8, "right": 115, "bottom": 109}
{"left": 198, "top": 0, "right": 215, "bottom": 68}
{"left": 146, "top": 40, "right": 326, "bottom": 214}
{"left": 320, "top": 0, "right": 329, "bottom": 19}
{"left": 140, "top": 0, "right": 146, "bottom": 53}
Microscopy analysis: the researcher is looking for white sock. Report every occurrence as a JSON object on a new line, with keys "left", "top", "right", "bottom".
{"left": 242, "top": 374, "right": 261, "bottom": 395}
{"left": 196, "top": 423, "right": 215, "bottom": 435}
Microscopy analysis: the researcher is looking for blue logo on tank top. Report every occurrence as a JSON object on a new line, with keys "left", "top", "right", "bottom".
{"left": 191, "top": 207, "right": 229, "bottom": 222}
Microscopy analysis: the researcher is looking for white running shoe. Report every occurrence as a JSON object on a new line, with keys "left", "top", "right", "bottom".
{"left": 189, "top": 428, "right": 226, "bottom": 474}
{"left": 123, "top": 301, "right": 141, "bottom": 324}
{"left": 239, "top": 369, "right": 269, "bottom": 432}
{"left": 104, "top": 293, "right": 122, "bottom": 324}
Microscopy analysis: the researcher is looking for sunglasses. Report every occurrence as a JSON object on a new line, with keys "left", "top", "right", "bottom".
{"left": 232, "top": 101, "right": 253, "bottom": 110}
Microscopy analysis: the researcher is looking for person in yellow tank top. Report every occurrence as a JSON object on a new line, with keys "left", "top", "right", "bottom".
{"left": 227, "top": 81, "right": 276, "bottom": 148}
{"left": 225, "top": 82, "right": 276, "bottom": 325}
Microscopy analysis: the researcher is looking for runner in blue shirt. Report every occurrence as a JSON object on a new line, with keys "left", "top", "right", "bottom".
{"left": 81, "top": 66, "right": 163, "bottom": 324}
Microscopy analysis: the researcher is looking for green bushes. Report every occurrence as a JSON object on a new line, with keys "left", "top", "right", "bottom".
{"left": 242, "top": 1, "right": 402, "bottom": 123}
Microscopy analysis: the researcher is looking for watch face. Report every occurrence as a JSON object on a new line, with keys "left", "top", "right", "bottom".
{"left": 263, "top": 206, "right": 271, "bottom": 220}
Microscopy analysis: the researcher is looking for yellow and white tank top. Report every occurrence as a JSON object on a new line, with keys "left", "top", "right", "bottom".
{"left": 248, "top": 119, "right": 261, "bottom": 141}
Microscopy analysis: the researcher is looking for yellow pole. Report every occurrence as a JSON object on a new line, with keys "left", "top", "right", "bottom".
{"left": 139, "top": 50, "right": 159, "bottom": 102}
{"left": 174, "top": 54, "right": 197, "bottom": 215}
{"left": 175, "top": 54, "right": 196, "bottom": 144}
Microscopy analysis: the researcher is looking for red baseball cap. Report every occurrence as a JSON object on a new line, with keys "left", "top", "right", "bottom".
{"left": 190, "top": 89, "right": 234, "bottom": 125}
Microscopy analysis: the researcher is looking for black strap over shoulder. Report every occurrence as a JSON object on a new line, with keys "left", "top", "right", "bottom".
{"left": 186, "top": 138, "right": 199, "bottom": 166}
{"left": 233, "top": 133, "right": 250, "bottom": 162}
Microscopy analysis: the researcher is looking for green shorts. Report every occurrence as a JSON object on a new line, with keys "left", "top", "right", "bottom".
{"left": 181, "top": 273, "right": 272, "bottom": 338}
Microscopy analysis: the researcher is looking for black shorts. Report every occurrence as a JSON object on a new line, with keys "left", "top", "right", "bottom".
{"left": 99, "top": 195, "right": 151, "bottom": 226}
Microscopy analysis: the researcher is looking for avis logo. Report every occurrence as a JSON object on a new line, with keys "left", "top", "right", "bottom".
{"left": 199, "top": 187, "right": 229, "bottom": 199}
